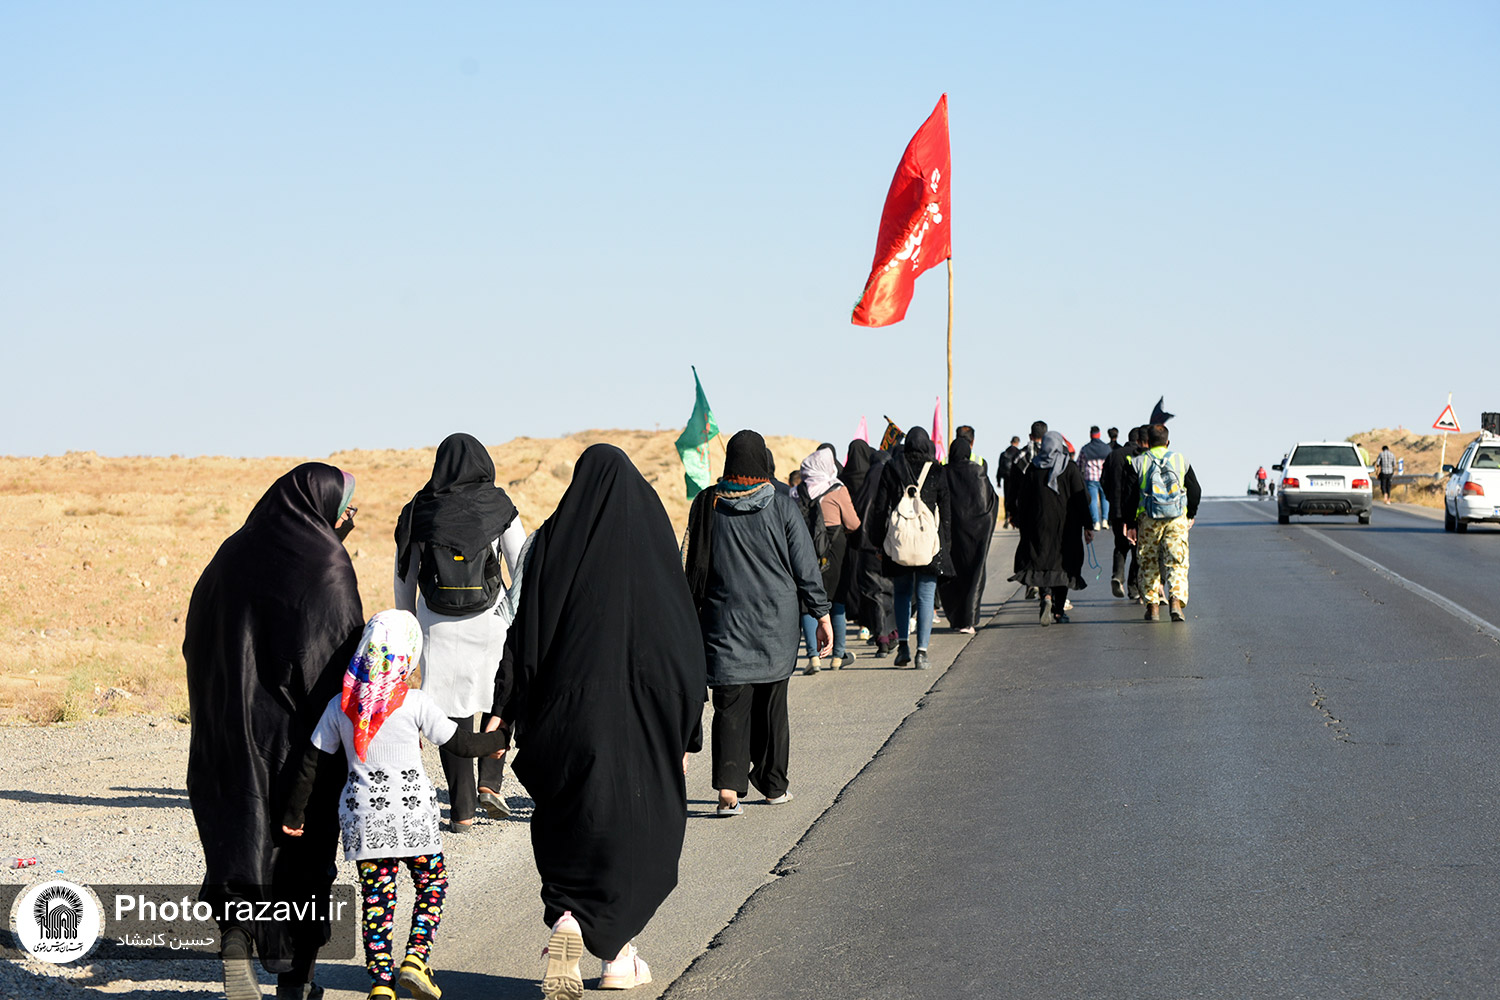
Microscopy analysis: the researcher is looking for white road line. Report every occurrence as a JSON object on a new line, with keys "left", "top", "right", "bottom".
{"left": 1237, "top": 502, "right": 1500, "bottom": 642}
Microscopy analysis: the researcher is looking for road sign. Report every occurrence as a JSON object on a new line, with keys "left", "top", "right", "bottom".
{"left": 1433, "top": 404, "right": 1461, "bottom": 433}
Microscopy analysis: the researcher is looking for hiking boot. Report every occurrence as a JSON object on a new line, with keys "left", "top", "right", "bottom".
{"left": 1111, "top": 578, "right": 1125, "bottom": 599}
{"left": 893, "top": 641, "right": 912, "bottom": 666}
{"left": 1039, "top": 593, "right": 1053, "bottom": 626}
{"left": 1169, "top": 599, "right": 1186, "bottom": 623}
{"left": 541, "top": 911, "right": 585, "bottom": 1000}
{"left": 1144, "top": 603, "right": 1159, "bottom": 622}
{"left": 599, "top": 943, "right": 652, "bottom": 991}
{"left": 221, "top": 928, "right": 260, "bottom": 1000}
{"left": 397, "top": 956, "right": 441, "bottom": 1000}
{"left": 914, "top": 648, "right": 930, "bottom": 670}
{"left": 802, "top": 656, "right": 821, "bottom": 676}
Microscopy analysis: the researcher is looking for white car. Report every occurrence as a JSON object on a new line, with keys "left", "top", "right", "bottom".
{"left": 1443, "top": 432, "right": 1500, "bottom": 533}
{"left": 1274, "top": 442, "right": 1373, "bottom": 525}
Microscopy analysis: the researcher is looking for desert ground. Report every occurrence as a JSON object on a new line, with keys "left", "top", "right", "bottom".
{"left": 0, "top": 430, "right": 819, "bottom": 724}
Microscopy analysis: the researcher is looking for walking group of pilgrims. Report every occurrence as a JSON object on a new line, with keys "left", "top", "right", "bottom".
{"left": 180, "top": 417, "right": 1196, "bottom": 1000}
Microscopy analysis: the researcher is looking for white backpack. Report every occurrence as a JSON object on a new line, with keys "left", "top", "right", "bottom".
{"left": 883, "top": 462, "right": 942, "bottom": 567}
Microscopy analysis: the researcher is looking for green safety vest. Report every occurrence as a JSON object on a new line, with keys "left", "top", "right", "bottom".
{"left": 1130, "top": 447, "right": 1189, "bottom": 519}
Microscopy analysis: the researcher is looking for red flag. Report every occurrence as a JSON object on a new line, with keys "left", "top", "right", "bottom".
{"left": 851, "top": 95, "right": 952, "bottom": 327}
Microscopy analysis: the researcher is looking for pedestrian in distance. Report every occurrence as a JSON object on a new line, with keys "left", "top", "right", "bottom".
{"left": 394, "top": 433, "right": 524, "bottom": 832}
{"left": 1079, "top": 426, "right": 1113, "bottom": 530}
{"left": 794, "top": 447, "right": 862, "bottom": 673}
{"left": 1006, "top": 422, "right": 1048, "bottom": 599}
{"left": 997, "top": 436, "right": 1023, "bottom": 529}
{"left": 1107, "top": 427, "right": 1121, "bottom": 449}
{"left": 868, "top": 425, "right": 953, "bottom": 669}
{"left": 685, "top": 430, "right": 831, "bottom": 817}
{"left": 280, "top": 610, "right": 509, "bottom": 1000}
{"left": 938, "top": 435, "right": 998, "bottom": 634}
{"left": 504, "top": 445, "right": 709, "bottom": 998}
{"left": 1375, "top": 445, "right": 1397, "bottom": 503}
{"left": 1009, "top": 431, "right": 1093, "bottom": 625}
{"left": 1125, "top": 424, "right": 1202, "bottom": 622}
{"left": 848, "top": 439, "right": 898, "bottom": 656}
{"left": 182, "top": 462, "right": 365, "bottom": 1000}
{"left": 1102, "top": 426, "right": 1146, "bottom": 601}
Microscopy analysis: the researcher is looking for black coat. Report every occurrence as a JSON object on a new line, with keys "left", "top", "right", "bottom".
{"left": 1008, "top": 461, "right": 1091, "bottom": 591}
{"left": 182, "top": 463, "right": 364, "bottom": 971}
{"left": 868, "top": 442, "right": 954, "bottom": 579}
{"left": 937, "top": 454, "right": 998, "bottom": 628}
{"left": 501, "top": 445, "right": 708, "bottom": 960}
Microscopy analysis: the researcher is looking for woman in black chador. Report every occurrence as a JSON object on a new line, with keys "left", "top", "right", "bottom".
{"left": 498, "top": 445, "right": 708, "bottom": 998}
{"left": 1009, "top": 431, "right": 1093, "bottom": 625}
{"left": 183, "top": 463, "right": 364, "bottom": 1000}
{"left": 938, "top": 437, "right": 999, "bottom": 632}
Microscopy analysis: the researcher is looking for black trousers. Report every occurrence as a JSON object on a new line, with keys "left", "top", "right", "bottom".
{"left": 440, "top": 713, "right": 507, "bottom": 822}
{"left": 1111, "top": 520, "right": 1139, "bottom": 594}
{"left": 1379, "top": 473, "right": 1393, "bottom": 498}
{"left": 710, "top": 679, "right": 790, "bottom": 799}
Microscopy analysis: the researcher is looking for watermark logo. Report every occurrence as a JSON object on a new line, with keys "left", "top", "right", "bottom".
{"left": 11, "top": 880, "right": 104, "bottom": 964}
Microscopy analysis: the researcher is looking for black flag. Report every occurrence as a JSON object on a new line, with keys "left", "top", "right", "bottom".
{"left": 1149, "top": 396, "right": 1174, "bottom": 425}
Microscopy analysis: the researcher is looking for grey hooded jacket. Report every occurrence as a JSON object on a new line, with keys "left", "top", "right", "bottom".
{"left": 697, "top": 484, "right": 830, "bottom": 687}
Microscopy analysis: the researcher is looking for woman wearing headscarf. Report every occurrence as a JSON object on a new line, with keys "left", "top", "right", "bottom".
{"left": 938, "top": 437, "right": 999, "bottom": 634}
{"left": 394, "top": 433, "right": 523, "bottom": 831}
{"left": 1009, "top": 430, "right": 1093, "bottom": 625}
{"left": 836, "top": 439, "right": 876, "bottom": 645}
{"left": 848, "top": 440, "right": 898, "bottom": 655}
{"left": 183, "top": 462, "right": 364, "bottom": 1000}
{"left": 496, "top": 445, "right": 707, "bottom": 999}
{"left": 684, "top": 430, "right": 831, "bottom": 817}
{"left": 794, "top": 447, "right": 862, "bottom": 673}
{"left": 868, "top": 426, "right": 953, "bottom": 670}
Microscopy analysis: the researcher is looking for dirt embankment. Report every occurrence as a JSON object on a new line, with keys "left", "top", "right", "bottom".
{"left": 1346, "top": 427, "right": 1467, "bottom": 509}
{"left": 0, "top": 431, "right": 818, "bottom": 724}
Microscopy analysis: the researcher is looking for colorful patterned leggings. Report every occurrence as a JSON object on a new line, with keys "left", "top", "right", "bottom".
{"left": 357, "top": 854, "right": 448, "bottom": 984}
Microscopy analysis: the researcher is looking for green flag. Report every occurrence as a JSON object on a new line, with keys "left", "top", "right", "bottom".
{"left": 675, "top": 366, "right": 719, "bottom": 499}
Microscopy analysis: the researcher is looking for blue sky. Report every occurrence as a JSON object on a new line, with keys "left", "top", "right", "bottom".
{"left": 3, "top": 2, "right": 1496, "bottom": 491}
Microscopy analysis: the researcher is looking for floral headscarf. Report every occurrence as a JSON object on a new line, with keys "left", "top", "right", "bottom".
{"left": 340, "top": 609, "right": 423, "bottom": 762}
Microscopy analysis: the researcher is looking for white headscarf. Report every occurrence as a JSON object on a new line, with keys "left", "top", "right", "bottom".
{"left": 799, "top": 449, "right": 840, "bottom": 499}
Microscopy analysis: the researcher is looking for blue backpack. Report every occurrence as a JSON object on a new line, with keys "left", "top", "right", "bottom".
{"left": 1142, "top": 452, "right": 1187, "bottom": 519}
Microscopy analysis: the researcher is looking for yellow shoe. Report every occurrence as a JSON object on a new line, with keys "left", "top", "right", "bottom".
{"left": 369, "top": 986, "right": 397, "bottom": 1000}
{"left": 397, "top": 955, "right": 441, "bottom": 1000}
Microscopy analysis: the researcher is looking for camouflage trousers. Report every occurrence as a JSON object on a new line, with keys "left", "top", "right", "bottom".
{"left": 1137, "top": 514, "right": 1190, "bottom": 606}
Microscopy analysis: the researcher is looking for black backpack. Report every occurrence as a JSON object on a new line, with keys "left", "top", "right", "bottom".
{"left": 794, "top": 484, "right": 837, "bottom": 571}
{"left": 416, "top": 540, "right": 504, "bottom": 616}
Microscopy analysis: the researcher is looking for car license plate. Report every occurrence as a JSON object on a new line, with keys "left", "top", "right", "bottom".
{"left": 1311, "top": 476, "right": 1342, "bottom": 487}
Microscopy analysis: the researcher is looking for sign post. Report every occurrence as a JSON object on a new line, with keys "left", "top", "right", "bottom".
{"left": 1434, "top": 393, "right": 1461, "bottom": 472}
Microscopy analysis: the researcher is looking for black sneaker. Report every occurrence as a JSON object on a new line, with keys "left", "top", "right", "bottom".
{"left": 1111, "top": 578, "right": 1125, "bottom": 598}
{"left": 893, "top": 641, "right": 912, "bottom": 666}
{"left": 1052, "top": 612, "right": 1071, "bottom": 624}
{"left": 221, "top": 929, "right": 259, "bottom": 1000}
{"left": 914, "top": 649, "right": 930, "bottom": 670}
{"left": 874, "top": 640, "right": 891, "bottom": 658}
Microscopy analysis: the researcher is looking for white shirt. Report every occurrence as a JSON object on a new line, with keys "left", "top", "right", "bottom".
{"left": 394, "top": 518, "right": 527, "bottom": 717}
{"left": 311, "top": 689, "right": 457, "bottom": 861}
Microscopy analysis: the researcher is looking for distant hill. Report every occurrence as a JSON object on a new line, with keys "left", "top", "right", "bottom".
{"left": 0, "top": 430, "right": 820, "bottom": 723}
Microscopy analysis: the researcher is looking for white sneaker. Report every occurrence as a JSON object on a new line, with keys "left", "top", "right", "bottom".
{"left": 541, "top": 911, "right": 584, "bottom": 1000}
{"left": 1063, "top": 599, "right": 1074, "bottom": 611}
{"left": 599, "top": 943, "right": 652, "bottom": 990}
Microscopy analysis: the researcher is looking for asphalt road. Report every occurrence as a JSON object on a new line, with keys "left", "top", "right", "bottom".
{"left": 661, "top": 500, "right": 1500, "bottom": 999}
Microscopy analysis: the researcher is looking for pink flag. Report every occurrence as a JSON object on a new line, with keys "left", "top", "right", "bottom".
{"left": 932, "top": 397, "right": 946, "bottom": 463}
{"left": 856, "top": 416, "right": 869, "bottom": 443}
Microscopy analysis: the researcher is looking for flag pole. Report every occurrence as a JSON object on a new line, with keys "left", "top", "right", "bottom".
{"left": 946, "top": 258, "right": 954, "bottom": 447}
{"left": 1440, "top": 391, "right": 1452, "bottom": 472}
